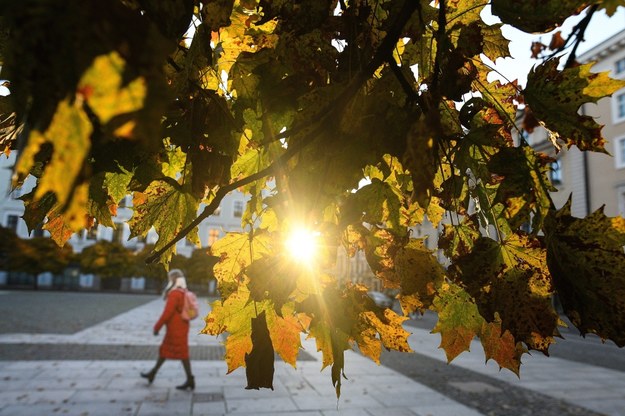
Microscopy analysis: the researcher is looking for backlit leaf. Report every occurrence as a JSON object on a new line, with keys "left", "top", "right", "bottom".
{"left": 524, "top": 58, "right": 625, "bottom": 153}
{"left": 128, "top": 179, "right": 199, "bottom": 264}
{"left": 78, "top": 52, "right": 146, "bottom": 126}
{"left": 210, "top": 230, "right": 273, "bottom": 298}
{"left": 432, "top": 282, "right": 484, "bottom": 362}
{"left": 15, "top": 99, "right": 92, "bottom": 209}
{"left": 480, "top": 318, "right": 526, "bottom": 376}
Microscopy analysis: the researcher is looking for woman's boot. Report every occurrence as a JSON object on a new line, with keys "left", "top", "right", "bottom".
{"left": 140, "top": 370, "right": 156, "bottom": 384}
{"left": 141, "top": 357, "right": 165, "bottom": 384}
{"left": 176, "top": 376, "right": 195, "bottom": 391}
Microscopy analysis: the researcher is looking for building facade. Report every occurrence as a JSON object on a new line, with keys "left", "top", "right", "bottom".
{"left": 578, "top": 28, "right": 625, "bottom": 218}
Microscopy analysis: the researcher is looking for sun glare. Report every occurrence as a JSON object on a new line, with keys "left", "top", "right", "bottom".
{"left": 285, "top": 228, "right": 319, "bottom": 264}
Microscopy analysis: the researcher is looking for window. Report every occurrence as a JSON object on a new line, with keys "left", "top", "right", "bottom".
{"left": 233, "top": 200, "right": 244, "bottom": 218}
{"left": 550, "top": 160, "right": 562, "bottom": 185}
{"left": 6, "top": 215, "right": 19, "bottom": 232}
{"left": 208, "top": 228, "right": 220, "bottom": 247}
{"left": 615, "top": 93, "right": 625, "bottom": 123}
{"left": 616, "top": 136, "right": 625, "bottom": 169}
{"left": 616, "top": 58, "right": 625, "bottom": 75}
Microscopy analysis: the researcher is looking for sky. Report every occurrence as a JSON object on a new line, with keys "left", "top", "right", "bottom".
{"left": 487, "top": 6, "right": 625, "bottom": 86}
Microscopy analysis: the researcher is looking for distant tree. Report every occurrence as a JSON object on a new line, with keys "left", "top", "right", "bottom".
{"left": 79, "top": 240, "right": 136, "bottom": 279}
{"left": 0, "top": 225, "right": 19, "bottom": 271}
{"left": 185, "top": 249, "right": 219, "bottom": 287}
{"left": 0, "top": 227, "right": 73, "bottom": 289}
{"left": 134, "top": 244, "right": 167, "bottom": 282}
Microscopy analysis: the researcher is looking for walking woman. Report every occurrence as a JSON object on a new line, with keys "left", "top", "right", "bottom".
{"left": 141, "top": 269, "right": 195, "bottom": 390}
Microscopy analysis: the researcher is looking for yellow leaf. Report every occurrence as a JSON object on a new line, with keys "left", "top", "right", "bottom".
{"left": 78, "top": 52, "right": 146, "bottom": 125}
{"left": 15, "top": 99, "right": 92, "bottom": 208}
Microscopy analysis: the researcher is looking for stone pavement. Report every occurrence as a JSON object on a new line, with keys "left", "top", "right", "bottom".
{"left": 0, "top": 293, "right": 624, "bottom": 415}
{"left": 0, "top": 294, "right": 483, "bottom": 416}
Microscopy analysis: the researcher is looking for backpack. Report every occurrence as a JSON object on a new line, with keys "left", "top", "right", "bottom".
{"left": 180, "top": 289, "right": 199, "bottom": 321}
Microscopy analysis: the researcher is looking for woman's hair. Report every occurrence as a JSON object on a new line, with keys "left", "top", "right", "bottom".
{"left": 162, "top": 269, "right": 187, "bottom": 298}
{"left": 168, "top": 269, "right": 185, "bottom": 281}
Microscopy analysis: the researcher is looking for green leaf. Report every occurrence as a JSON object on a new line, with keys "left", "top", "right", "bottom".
{"left": 544, "top": 199, "right": 625, "bottom": 347}
{"left": 432, "top": 282, "right": 484, "bottom": 362}
{"left": 438, "top": 217, "right": 481, "bottom": 260}
{"left": 488, "top": 146, "right": 555, "bottom": 232}
{"left": 103, "top": 164, "right": 134, "bottom": 204}
{"left": 128, "top": 179, "right": 199, "bottom": 264}
{"left": 524, "top": 58, "right": 625, "bottom": 152}
{"left": 352, "top": 179, "right": 402, "bottom": 229}
{"left": 87, "top": 173, "right": 116, "bottom": 228}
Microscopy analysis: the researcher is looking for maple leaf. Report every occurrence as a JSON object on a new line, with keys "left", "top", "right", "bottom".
{"left": 438, "top": 217, "right": 481, "bottom": 260}
{"left": 544, "top": 199, "right": 625, "bottom": 347}
{"left": 43, "top": 183, "right": 91, "bottom": 246}
{"left": 14, "top": 99, "right": 92, "bottom": 210}
{"left": 210, "top": 230, "right": 273, "bottom": 298}
{"left": 202, "top": 290, "right": 257, "bottom": 374}
{"left": 351, "top": 178, "right": 402, "bottom": 230}
{"left": 524, "top": 58, "right": 625, "bottom": 152}
{"left": 472, "top": 61, "right": 519, "bottom": 125}
{"left": 548, "top": 31, "right": 566, "bottom": 50}
{"left": 20, "top": 190, "right": 56, "bottom": 235}
{"left": 395, "top": 239, "right": 445, "bottom": 314}
{"left": 491, "top": 0, "right": 589, "bottom": 33}
{"left": 451, "top": 235, "right": 560, "bottom": 353}
{"left": 78, "top": 52, "right": 146, "bottom": 128}
{"left": 360, "top": 309, "right": 412, "bottom": 355}
{"left": 128, "top": 179, "right": 200, "bottom": 264}
{"left": 432, "top": 282, "right": 484, "bottom": 362}
{"left": 488, "top": 146, "right": 555, "bottom": 232}
{"left": 480, "top": 318, "right": 527, "bottom": 376}
{"left": 247, "top": 255, "right": 298, "bottom": 313}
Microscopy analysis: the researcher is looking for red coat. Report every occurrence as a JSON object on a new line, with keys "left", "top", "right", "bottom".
{"left": 154, "top": 289, "right": 190, "bottom": 360}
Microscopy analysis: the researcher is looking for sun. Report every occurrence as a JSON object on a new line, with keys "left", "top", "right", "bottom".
{"left": 285, "top": 227, "right": 319, "bottom": 264}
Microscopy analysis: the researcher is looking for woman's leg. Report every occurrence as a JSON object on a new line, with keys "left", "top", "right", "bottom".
{"left": 176, "top": 359, "right": 195, "bottom": 390}
{"left": 141, "top": 356, "right": 166, "bottom": 383}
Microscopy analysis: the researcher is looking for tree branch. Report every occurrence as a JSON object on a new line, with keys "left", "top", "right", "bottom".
{"left": 432, "top": 0, "right": 447, "bottom": 93}
{"left": 387, "top": 58, "right": 420, "bottom": 105}
{"left": 146, "top": 0, "right": 421, "bottom": 264}
{"left": 564, "top": 4, "right": 598, "bottom": 68}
